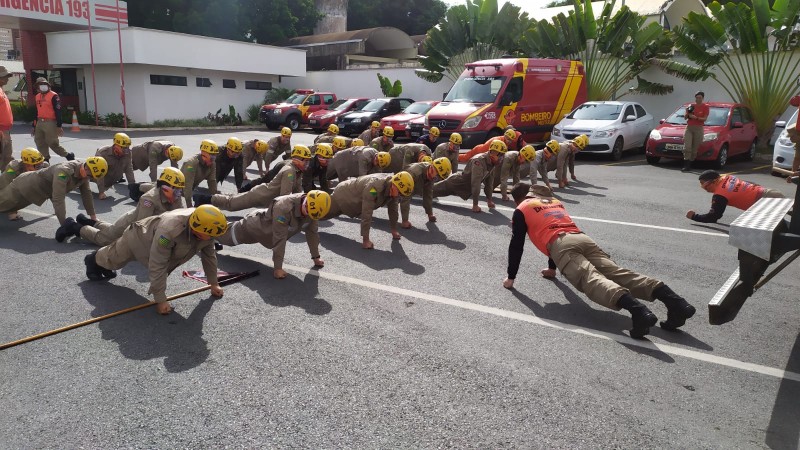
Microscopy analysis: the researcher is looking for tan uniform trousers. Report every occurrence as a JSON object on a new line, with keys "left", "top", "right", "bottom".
{"left": 682, "top": 125, "right": 704, "bottom": 161}
{"left": 80, "top": 220, "right": 125, "bottom": 247}
{"left": 0, "top": 130, "right": 12, "bottom": 170}
{"left": 0, "top": 184, "right": 31, "bottom": 213}
{"left": 34, "top": 120, "right": 68, "bottom": 160}
{"left": 548, "top": 233, "right": 663, "bottom": 310}
{"left": 211, "top": 184, "right": 273, "bottom": 211}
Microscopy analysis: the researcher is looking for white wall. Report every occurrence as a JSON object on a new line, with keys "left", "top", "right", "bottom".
{"left": 279, "top": 67, "right": 455, "bottom": 102}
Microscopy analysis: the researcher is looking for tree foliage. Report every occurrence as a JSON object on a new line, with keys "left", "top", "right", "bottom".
{"left": 416, "top": 0, "right": 532, "bottom": 83}
{"left": 656, "top": 0, "right": 800, "bottom": 150}
{"left": 126, "top": 0, "right": 321, "bottom": 44}
{"left": 348, "top": 0, "right": 448, "bottom": 36}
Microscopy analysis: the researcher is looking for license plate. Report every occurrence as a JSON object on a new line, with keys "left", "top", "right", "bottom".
{"left": 309, "top": 120, "right": 317, "bottom": 124}
{"left": 411, "top": 132, "right": 421, "bottom": 137}
{"left": 665, "top": 143, "right": 684, "bottom": 151}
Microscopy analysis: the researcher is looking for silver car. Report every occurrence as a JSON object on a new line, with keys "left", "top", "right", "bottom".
{"left": 551, "top": 101, "right": 655, "bottom": 160}
{"left": 773, "top": 110, "right": 797, "bottom": 175}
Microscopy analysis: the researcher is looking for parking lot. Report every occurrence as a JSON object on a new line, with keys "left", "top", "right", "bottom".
{"left": 0, "top": 126, "right": 798, "bottom": 448}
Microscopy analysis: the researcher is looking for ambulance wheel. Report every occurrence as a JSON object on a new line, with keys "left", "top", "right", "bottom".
{"left": 646, "top": 155, "right": 660, "bottom": 165}
{"left": 286, "top": 115, "right": 301, "bottom": 131}
{"left": 610, "top": 137, "right": 623, "bottom": 161}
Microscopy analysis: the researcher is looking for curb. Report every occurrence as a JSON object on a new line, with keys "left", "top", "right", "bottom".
{"left": 75, "top": 125, "right": 268, "bottom": 132}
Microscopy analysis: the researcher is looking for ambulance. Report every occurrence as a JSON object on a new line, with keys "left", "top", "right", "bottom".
{"left": 424, "top": 58, "right": 587, "bottom": 148}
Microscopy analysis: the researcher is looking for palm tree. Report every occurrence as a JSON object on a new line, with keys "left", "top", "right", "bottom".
{"left": 654, "top": 0, "right": 800, "bottom": 151}
{"left": 521, "top": 0, "right": 675, "bottom": 101}
{"left": 415, "top": 0, "right": 532, "bottom": 83}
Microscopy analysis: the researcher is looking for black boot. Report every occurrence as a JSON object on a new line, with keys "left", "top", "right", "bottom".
{"left": 654, "top": 285, "right": 696, "bottom": 331}
{"left": 214, "top": 241, "right": 223, "bottom": 251}
{"left": 618, "top": 293, "right": 658, "bottom": 339}
{"left": 66, "top": 219, "right": 83, "bottom": 239}
{"left": 129, "top": 183, "right": 144, "bottom": 202}
{"left": 84, "top": 251, "right": 104, "bottom": 281}
{"left": 681, "top": 160, "right": 691, "bottom": 172}
{"left": 55, "top": 217, "right": 77, "bottom": 242}
{"left": 193, "top": 193, "right": 213, "bottom": 206}
{"left": 76, "top": 213, "right": 97, "bottom": 227}
{"left": 65, "top": 152, "right": 75, "bottom": 161}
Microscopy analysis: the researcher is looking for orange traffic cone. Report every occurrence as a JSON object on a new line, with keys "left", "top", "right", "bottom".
{"left": 70, "top": 111, "right": 80, "bottom": 132}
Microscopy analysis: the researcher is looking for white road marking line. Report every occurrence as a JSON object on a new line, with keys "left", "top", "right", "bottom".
{"left": 228, "top": 251, "right": 800, "bottom": 383}
{"left": 434, "top": 200, "right": 728, "bottom": 237}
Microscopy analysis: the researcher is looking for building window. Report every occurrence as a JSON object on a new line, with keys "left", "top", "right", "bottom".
{"left": 245, "top": 80, "right": 272, "bottom": 90}
{"left": 150, "top": 75, "right": 187, "bottom": 86}
{"left": 196, "top": 77, "right": 212, "bottom": 87}
{"left": 223, "top": 79, "right": 236, "bottom": 89}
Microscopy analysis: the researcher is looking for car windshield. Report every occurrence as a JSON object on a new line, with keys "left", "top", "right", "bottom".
{"left": 568, "top": 103, "right": 622, "bottom": 120}
{"left": 665, "top": 106, "right": 730, "bottom": 126}
{"left": 444, "top": 76, "right": 506, "bottom": 103}
{"left": 361, "top": 100, "right": 387, "bottom": 112}
{"left": 285, "top": 93, "right": 307, "bottom": 105}
{"left": 329, "top": 99, "right": 348, "bottom": 110}
{"left": 403, "top": 103, "right": 432, "bottom": 115}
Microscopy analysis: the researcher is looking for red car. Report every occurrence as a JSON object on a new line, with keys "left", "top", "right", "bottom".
{"left": 646, "top": 102, "right": 758, "bottom": 169}
{"left": 307, "top": 97, "right": 370, "bottom": 133}
{"left": 381, "top": 101, "right": 439, "bottom": 140}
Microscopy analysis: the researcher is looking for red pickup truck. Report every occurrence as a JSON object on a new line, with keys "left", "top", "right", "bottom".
{"left": 260, "top": 89, "right": 338, "bottom": 131}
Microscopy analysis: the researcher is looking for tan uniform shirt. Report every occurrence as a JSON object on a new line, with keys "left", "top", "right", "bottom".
{"left": 370, "top": 136, "right": 394, "bottom": 153}
{"left": 313, "top": 133, "right": 336, "bottom": 145}
{"left": 95, "top": 209, "right": 218, "bottom": 303}
{"left": 242, "top": 139, "right": 265, "bottom": 174}
{"left": 0, "top": 159, "right": 49, "bottom": 190}
{"left": 95, "top": 144, "right": 136, "bottom": 194}
{"left": 494, "top": 151, "right": 524, "bottom": 196}
{"left": 400, "top": 162, "right": 434, "bottom": 221}
{"left": 327, "top": 147, "right": 380, "bottom": 182}
{"left": 181, "top": 154, "right": 217, "bottom": 207}
{"left": 386, "top": 143, "right": 430, "bottom": 173}
{"left": 328, "top": 173, "right": 398, "bottom": 238}
{"left": 80, "top": 186, "right": 184, "bottom": 246}
{"left": 433, "top": 142, "right": 459, "bottom": 174}
{"left": 131, "top": 141, "right": 177, "bottom": 181}
{"left": 211, "top": 162, "right": 302, "bottom": 211}
{"left": 525, "top": 149, "right": 555, "bottom": 187}
{"left": 358, "top": 129, "right": 378, "bottom": 144}
{"left": 555, "top": 142, "right": 576, "bottom": 182}
{"left": 264, "top": 136, "right": 292, "bottom": 167}
{"left": 433, "top": 152, "right": 495, "bottom": 202}
{"left": 218, "top": 193, "right": 320, "bottom": 270}
{"left": 1, "top": 160, "right": 96, "bottom": 225}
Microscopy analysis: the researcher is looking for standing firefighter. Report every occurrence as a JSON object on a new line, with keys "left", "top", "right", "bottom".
{"left": 32, "top": 77, "right": 74, "bottom": 162}
{"left": 433, "top": 132, "right": 461, "bottom": 174}
{"left": 84, "top": 205, "right": 228, "bottom": 315}
{"left": 94, "top": 133, "right": 136, "bottom": 200}
{"left": 0, "top": 148, "right": 48, "bottom": 220}
{"left": 433, "top": 139, "right": 506, "bottom": 212}
{"left": 131, "top": 140, "right": 182, "bottom": 182}
{"left": 400, "top": 157, "right": 452, "bottom": 229}
{"left": 182, "top": 139, "right": 218, "bottom": 207}
{"left": 218, "top": 191, "right": 331, "bottom": 279}
{"left": 216, "top": 137, "right": 245, "bottom": 190}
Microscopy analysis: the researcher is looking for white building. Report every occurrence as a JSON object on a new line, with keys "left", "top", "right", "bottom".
{"left": 45, "top": 27, "right": 307, "bottom": 124}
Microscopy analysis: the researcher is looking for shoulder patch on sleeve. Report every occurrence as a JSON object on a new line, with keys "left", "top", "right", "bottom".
{"left": 141, "top": 199, "right": 153, "bottom": 208}
{"left": 158, "top": 235, "right": 171, "bottom": 247}
{"left": 276, "top": 215, "right": 287, "bottom": 224}
{"left": 185, "top": 165, "right": 195, "bottom": 172}
{"left": 5, "top": 168, "right": 15, "bottom": 175}
{"left": 288, "top": 172, "right": 295, "bottom": 181}
{"left": 369, "top": 187, "right": 378, "bottom": 197}
{"left": 57, "top": 172, "right": 68, "bottom": 180}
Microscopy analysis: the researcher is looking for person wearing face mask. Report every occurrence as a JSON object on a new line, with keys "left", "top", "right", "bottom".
{"left": 130, "top": 140, "right": 182, "bottom": 182}
{"left": 57, "top": 167, "right": 186, "bottom": 245}
{"left": 181, "top": 139, "right": 219, "bottom": 207}
{"left": 433, "top": 139, "right": 507, "bottom": 212}
{"left": 93, "top": 133, "right": 136, "bottom": 200}
{"left": 32, "top": 77, "right": 74, "bottom": 162}
{"left": 193, "top": 145, "right": 311, "bottom": 211}
{"left": 0, "top": 66, "right": 14, "bottom": 171}
{"left": 215, "top": 137, "right": 245, "bottom": 191}
{"left": 400, "top": 157, "right": 452, "bottom": 229}
{"left": 433, "top": 133, "right": 461, "bottom": 175}
{"left": 302, "top": 143, "right": 332, "bottom": 193}
{"left": 493, "top": 144, "right": 536, "bottom": 201}
{"left": 523, "top": 140, "right": 559, "bottom": 191}
{"left": 0, "top": 148, "right": 48, "bottom": 220}
{"left": 263, "top": 127, "right": 293, "bottom": 168}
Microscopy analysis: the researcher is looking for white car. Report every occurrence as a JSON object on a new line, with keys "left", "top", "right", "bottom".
{"left": 773, "top": 110, "right": 797, "bottom": 175}
{"left": 551, "top": 101, "right": 655, "bottom": 160}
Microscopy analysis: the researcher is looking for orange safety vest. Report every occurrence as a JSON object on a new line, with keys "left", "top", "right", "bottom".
{"left": 35, "top": 91, "right": 57, "bottom": 120}
{"left": 713, "top": 175, "right": 764, "bottom": 211}
{"left": 0, "top": 89, "right": 12, "bottom": 130}
{"left": 517, "top": 197, "right": 581, "bottom": 256}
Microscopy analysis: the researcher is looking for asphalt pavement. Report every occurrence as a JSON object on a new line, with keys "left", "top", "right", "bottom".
{"left": 0, "top": 125, "right": 798, "bottom": 448}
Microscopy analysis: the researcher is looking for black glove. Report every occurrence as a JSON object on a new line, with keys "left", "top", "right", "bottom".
{"left": 193, "top": 193, "right": 213, "bottom": 206}
{"left": 239, "top": 180, "right": 254, "bottom": 193}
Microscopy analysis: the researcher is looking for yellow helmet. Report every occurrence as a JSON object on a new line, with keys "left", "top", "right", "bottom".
{"left": 371, "top": 121, "right": 381, "bottom": 129}
{"left": 189, "top": 204, "right": 228, "bottom": 237}
{"left": 429, "top": 126, "right": 441, "bottom": 138}
{"left": 489, "top": 139, "right": 508, "bottom": 154}
{"left": 520, "top": 145, "right": 536, "bottom": 162}
{"left": 226, "top": 137, "right": 243, "bottom": 153}
{"left": 167, "top": 145, "right": 183, "bottom": 161}
{"left": 327, "top": 123, "right": 339, "bottom": 134}
{"left": 545, "top": 140, "right": 560, "bottom": 154}
{"left": 305, "top": 190, "right": 331, "bottom": 220}
{"left": 432, "top": 157, "right": 452, "bottom": 179}
{"left": 332, "top": 136, "right": 348, "bottom": 150}
{"left": 375, "top": 151, "right": 391, "bottom": 168}
{"left": 85, "top": 156, "right": 108, "bottom": 179}
{"left": 351, "top": 138, "right": 365, "bottom": 147}
{"left": 281, "top": 127, "right": 292, "bottom": 138}
{"left": 20, "top": 148, "right": 44, "bottom": 165}
{"left": 200, "top": 139, "right": 219, "bottom": 154}
{"left": 449, "top": 133, "right": 462, "bottom": 145}
{"left": 291, "top": 144, "right": 312, "bottom": 159}
{"left": 114, "top": 132, "right": 131, "bottom": 148}
{"left": 158, "top": 167, "right": 185, "bottom": 189}
{"left": 392, "top": 171, "right": 415, "bottom": 196}
{"left": 315, "top": 143, "right": 334, "bottom": 159}
{"left": 573, "top": 134, "right": 589, "bottom": 150}
{"left": 255, "top": 140, "right": 268, "bottom": 154}
{"left": 383, "top": 126, "right": 394, "bottom": 137}
{"left": 420, "top": 155, "right": 433, "bottom": 163}
{"left": 503, "top": 129, "right": 516, "bottom": 141}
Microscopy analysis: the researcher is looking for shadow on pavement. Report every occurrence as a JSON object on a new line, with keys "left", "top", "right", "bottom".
{"left": 398, "top": 222, "right": 467, "bottom": 250}
{"left": 317, "top": 231, "right": 425, "bottom": 275}
{"left": 431, "top": 202, "right": 511, "bottom": 226}
{"left": 78, "top": 280, "right": 215, "bottom": 373}
{"left": 216, "top": 252, "right": 332, "bottom": 315}
{"left": 765, "top": 332, "right": 800, "bottom": 449}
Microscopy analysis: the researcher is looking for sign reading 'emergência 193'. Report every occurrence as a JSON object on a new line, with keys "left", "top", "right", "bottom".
{"left": 0, "top": 0, "right": 128, "bottom": 28}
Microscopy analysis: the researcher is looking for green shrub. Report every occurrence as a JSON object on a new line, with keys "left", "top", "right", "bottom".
{"left": 263, "top": 87, "right": 294, "bottom": 104}
{"left": 11, "top": 103, "right": 36, "bottom": 122}
{"left": 104, "top": 113, "right": 131, "bottom": 128}
{"left": 246, "top": 104, "right": 261, "bottom": 122}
